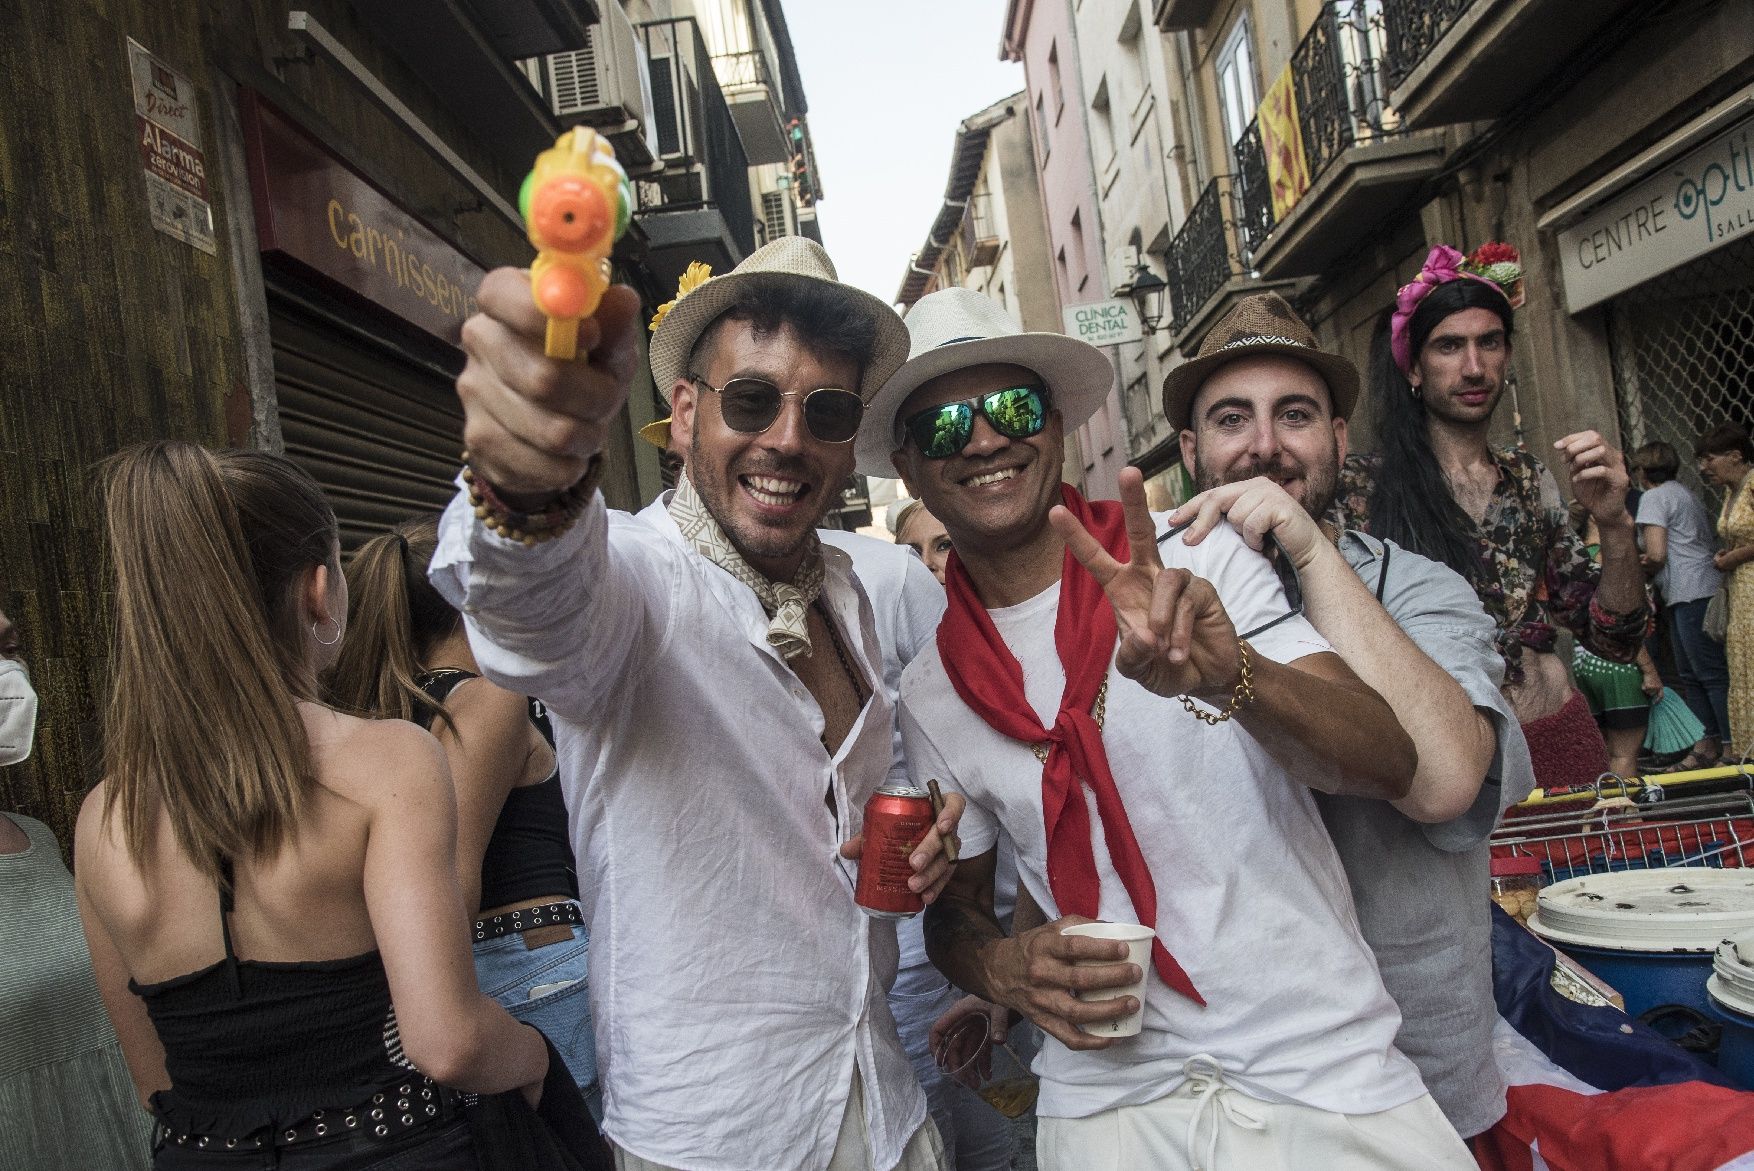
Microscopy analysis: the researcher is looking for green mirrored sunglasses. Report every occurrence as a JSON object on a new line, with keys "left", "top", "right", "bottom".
{"left": 901, "top": 386, "right": 1048, "bottom": 460}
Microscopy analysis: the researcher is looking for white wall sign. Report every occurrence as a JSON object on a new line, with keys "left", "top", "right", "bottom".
{"left": 1559, "top": 115, "right": 1754, "bottom": 312}
{"left": 1063, "top": 298, "right": 1143, "bottom": 347}
{"left": 127, "top": 38, "right": 216, "bottom": 255}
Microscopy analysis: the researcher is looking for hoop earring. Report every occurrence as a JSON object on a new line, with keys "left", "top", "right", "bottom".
{"left": 312, "top": 618, "right": 342, "bottom": 647}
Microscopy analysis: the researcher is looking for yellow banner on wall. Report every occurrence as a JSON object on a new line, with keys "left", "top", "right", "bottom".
{"left": 1259, "top": 64, "right": 1311, "bottom": 220}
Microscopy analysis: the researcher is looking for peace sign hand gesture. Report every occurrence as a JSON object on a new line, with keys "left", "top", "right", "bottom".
{"left": 1049, "top": 468, "right": 1243, "bottom": 703}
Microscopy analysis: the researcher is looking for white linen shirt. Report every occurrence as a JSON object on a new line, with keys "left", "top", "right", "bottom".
{"left": 899, "top": 520, "right": 1428, "bottom": 1121}
{"left": 431, "top": 491, "right": 927, "bottom": 1171}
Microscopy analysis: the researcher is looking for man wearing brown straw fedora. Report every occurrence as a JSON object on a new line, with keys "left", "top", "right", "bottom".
{"left": 1164, "top": 291, "right": 1534, "bottom": 1142}
{"left": 866, "top": 287, "right": 1474, "bottom": 1169}
{"left": 430, "top": 237, "right": 961, "bottom": 1171}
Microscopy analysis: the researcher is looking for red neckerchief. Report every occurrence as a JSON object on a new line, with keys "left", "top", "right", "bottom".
{"left": 937, "top": 484, "right": 1202, "bottom": 1006}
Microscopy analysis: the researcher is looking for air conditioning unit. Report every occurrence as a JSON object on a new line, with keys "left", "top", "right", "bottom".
{"left": 517, "top": 3, "right": 660, "bottom": 170}
{"left": 642, "top": 39, "right": 696, "bottom": 168}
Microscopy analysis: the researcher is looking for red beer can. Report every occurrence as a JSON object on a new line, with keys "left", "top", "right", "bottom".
{"left": 856, "top": 784, "right": 935, "bottom": 919}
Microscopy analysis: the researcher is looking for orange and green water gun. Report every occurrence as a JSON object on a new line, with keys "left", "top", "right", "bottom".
{"left": 520, "top": 127, "right": 633, "bottom": 359}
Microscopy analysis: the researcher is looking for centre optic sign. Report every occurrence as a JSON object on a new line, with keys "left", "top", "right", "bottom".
{"left": 1063, "top": 298, "right": 1143, "bottom": 347}
{"left": 1558, "top": 115, "right": 1754, "bottom": 312}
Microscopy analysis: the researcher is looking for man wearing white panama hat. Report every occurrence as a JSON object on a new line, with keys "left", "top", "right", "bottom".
{"left": 870, "top": 288, "right": 1474, "bottom": 1168}
{"left": 430, "top": 238, "right": 961, "bottom": 1171}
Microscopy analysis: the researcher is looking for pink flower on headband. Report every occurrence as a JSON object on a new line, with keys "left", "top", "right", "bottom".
{"left": 1390, "top": 245, "right": 1503, "bottom": 376}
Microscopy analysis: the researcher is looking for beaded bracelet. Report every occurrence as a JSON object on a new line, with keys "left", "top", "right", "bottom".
{"left": 461, "top": 451, "right": 602, "bottom": 547}
{"left": 1179, "top": 640, "right": 1256, "bottom": 725}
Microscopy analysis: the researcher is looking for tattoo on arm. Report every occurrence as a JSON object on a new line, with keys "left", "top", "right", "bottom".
{"left": 924, "top": 896, "right": 1005, "bottom": 998}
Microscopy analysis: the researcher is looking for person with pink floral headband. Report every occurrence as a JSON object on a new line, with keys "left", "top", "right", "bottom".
{"left": 1329, "top": 243, "right": 1650, "bottom": 793}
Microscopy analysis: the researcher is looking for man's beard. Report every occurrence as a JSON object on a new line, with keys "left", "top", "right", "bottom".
{"left": 1193, "top": 449, "right": 1340, "bottom": 522}
{"left": 686, "top": 444, "right": 826, "bottom": 577}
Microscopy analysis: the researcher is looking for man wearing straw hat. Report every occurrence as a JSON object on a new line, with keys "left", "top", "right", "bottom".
{"left": 638, "top": 357, "right": 1019, "bottom": 1171}
{"left": 867, "top": 287, "right": 1474, "bottom": 1169}
{"left": 1165, "top": 290, "right": 1534, "bottom": 1142}
{"left": 431, "top": 238, "right": 960, "bottom": 1171}
{"left": 632, "top": 367, "right": 1016, "bottom": 1170}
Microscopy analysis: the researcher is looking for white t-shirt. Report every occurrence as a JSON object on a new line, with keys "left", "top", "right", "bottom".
{"left": 899, "top": 520, "right": 1428, "bottom": 1120}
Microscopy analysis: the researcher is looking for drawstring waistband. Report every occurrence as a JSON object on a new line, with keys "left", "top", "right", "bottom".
{"left": 1182, "top": 1055, "right": 1265, "bottom": 1171}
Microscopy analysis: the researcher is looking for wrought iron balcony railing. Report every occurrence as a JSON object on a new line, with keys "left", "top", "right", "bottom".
{"left": 1229, "top": 2, "right": 1405, "bottom": 260}
{"left": 711, "top": 48, "right": 774, "bottom": 96}
{"left": 1234, "top": 119, "right": 1275, "bottom": 260}
{"left": 1381, "top": 0, "right": 1474, "bottom": 88}
{"left": 1167, "top": 176, "right": 1243, "bottom": 334}
{"left": 635, "top": 17, "right": 757, "bottom": 260}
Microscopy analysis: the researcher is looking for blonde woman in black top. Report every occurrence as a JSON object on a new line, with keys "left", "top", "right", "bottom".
{"left": 74, "top": 442, "right": 547, "bottom": 1169}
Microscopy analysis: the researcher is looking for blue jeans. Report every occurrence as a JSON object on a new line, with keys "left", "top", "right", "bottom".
{"left": 473, "top": 923, "right": 597, "bottom": 1104}
{"left": 1668, "top": 597, "right": 1731, "bottom": 745}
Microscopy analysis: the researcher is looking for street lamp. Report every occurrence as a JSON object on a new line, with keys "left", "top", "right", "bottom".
{"left": 1123, "top": 260, "right": 1169, "bottom": 334}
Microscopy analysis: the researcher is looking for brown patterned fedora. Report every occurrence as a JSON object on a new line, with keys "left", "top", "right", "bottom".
{"left": 1160, "top": 292, "right": 1359, "bottom": 431}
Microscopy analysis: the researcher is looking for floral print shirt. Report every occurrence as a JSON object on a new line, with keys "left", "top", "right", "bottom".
{"left": 1329, "top": 448, "right": 1649, "bottom": 683}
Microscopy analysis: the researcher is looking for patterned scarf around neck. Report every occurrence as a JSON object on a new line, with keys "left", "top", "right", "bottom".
{"left": 937, "top": 484, "right": 1203, "bottom": 1006}
{"left": 668, "top": 471, "right": 824, "bottom": 660}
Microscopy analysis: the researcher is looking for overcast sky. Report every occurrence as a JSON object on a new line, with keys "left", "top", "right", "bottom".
{"left": 784, "top": 1, "right": 1025, "bottom": 307}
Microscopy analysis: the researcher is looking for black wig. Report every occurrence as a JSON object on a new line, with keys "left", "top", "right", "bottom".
{"left": 1365, "top": 279, "right": 1515, "bottom": 584}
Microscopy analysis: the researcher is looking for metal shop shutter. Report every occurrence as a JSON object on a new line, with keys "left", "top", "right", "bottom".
{"left": 1609, "top": 233, "right": 1754, "bottom": 505}
{"left": 268, "top": 284, "right": 465, "bottom": 551}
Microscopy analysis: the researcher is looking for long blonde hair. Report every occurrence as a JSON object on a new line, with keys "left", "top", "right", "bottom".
{"left": 101, "top": 441, "right": 337, "bottom": 883}
{"left": 327, "top": 516, "right": 458, "bottom": 733}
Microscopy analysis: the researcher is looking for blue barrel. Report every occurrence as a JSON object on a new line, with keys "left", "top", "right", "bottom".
{"left": 1709, "top": 935, "right": 1754, "bottom": 1091}
{"left": 1528, "top": 869, "right": 1754, "bottom": 1021}
{"left": 1707, "top": 989, "right": 1754, "bottom": 1090}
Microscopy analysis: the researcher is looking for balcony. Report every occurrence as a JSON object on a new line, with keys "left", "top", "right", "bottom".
{"left": 348, "top": 0, "right": 563, "bottom": 175}
{"left": 1152, "top": 0, "right": 1223, "bottom": 33}
{"left": 967, "top": 191, "right": 1001, "bottom": 268}
{"left": 1164, "top": 176, "right": 1302, "bottom": 353}
{"left": 1233, "top": 3, "right": 1446, "bottom": 280}
{"left": 1382, "top": 0, "right": 1623, "bottom": 130}
{"left": 635, "top": 18, "right": 758, "bottom": 292}
{"left": 711, "top": 49, "right": 790, "bottom": 165}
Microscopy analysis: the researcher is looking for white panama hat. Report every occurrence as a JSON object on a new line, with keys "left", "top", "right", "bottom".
{"left": 855, "top": 287, "right": 1116, "bottom": 477}
{"left": 647, "top": 236, "right": 909, "bottom": 407}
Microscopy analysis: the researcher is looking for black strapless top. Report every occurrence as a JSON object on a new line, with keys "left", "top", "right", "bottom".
{"left": 129, "top": 856, "right": 416, "bottom": 1137}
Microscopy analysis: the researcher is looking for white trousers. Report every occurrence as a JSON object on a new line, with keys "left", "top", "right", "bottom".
{"left": 613, "top": 1066, "right": 947, "bottom": 1171}
{"left": 1037, "top": 1058, "right": 1474, "bottom": 1171}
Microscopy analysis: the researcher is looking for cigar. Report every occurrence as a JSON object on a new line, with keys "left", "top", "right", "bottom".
{"left": 927, "top": 779, "right": 960, "bottom": 864}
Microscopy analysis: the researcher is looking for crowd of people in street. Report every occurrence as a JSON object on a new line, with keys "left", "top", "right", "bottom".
{"left": 5, "top": 228, "right": 1754, "bottom": 1171}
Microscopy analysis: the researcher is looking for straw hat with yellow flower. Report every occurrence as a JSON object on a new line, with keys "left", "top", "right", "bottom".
{"left": 645, "top": 237, "right": 908, "bottom": 413}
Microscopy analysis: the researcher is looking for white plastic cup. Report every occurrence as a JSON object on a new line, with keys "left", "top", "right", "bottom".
{"left": 1060, "top": 922, "right": 1155, "bottom": 1037}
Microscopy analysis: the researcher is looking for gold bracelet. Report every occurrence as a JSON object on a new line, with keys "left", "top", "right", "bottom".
{"left": 1179, "top": 641, "right": 1255, "bottom": 725}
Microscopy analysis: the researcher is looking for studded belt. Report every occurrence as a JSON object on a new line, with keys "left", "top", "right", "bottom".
{"left": 152, "top": 1074, "right": 465, "bottom": 1154}
{"left": 473, "top": 899, "right": 582, "bottom": 942}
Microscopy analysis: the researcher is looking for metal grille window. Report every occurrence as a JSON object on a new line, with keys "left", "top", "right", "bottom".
{"left": 761, "top": 189, "right": 789, "bottom": 241}
{"left": 1609, "top": 233, "right": 1754, "bottom": 505}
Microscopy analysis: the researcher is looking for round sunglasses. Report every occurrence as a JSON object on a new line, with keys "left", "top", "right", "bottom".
{"left": 689, "top": 375, "right": 864, "bottom": 444}
{"left": 901, "top": 386, "right": 1048, "bottom": 460}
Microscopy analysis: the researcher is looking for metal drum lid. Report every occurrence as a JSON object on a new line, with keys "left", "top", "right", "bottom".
{"left": 1711, "top": 932, "right": 1754, "bottom": 1016}
{"left": 1526, "top": 868, "right": 1754, "bottom": 953}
